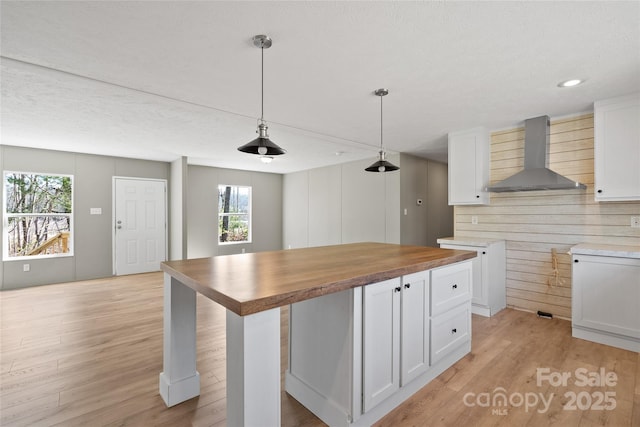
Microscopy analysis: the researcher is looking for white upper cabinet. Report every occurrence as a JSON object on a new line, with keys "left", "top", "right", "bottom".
{"left": 448, "top": 127, "right": 490, "bottom": 205}
{"left": 594, "top": 93, "right": 640, "bottom": 201}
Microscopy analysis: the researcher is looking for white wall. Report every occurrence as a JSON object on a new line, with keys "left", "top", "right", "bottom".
{"left": 399, "top": 154, "right": 453, "bottom": 247}
{"left": 283, "top": 170, "right": 309, "bottom": 249}
{"left": 308, "top": 165, "right": 342, "bottom": 247}
{"left": 1, "top": 145, "right": 169, "bottom": 289}
{"left": 283, "top": 156, "right": 401, "bottom": 249}
{"left": 187, "top": 165, "right": 282, "bottom": 258}
{"left": 283, "top": 154, "right": 451, "bottom": 250}
{"left": 169, "top": 157, "right": 188, "bottom": 260}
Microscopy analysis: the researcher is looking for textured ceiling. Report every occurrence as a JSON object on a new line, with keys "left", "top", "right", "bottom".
{"left": 1, "top": 1, "right": 639, "bottom": 173}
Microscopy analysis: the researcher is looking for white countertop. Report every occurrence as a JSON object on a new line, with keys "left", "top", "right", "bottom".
{"left": 569, "top": 243, "right": 640, "bottom": 259}
{"left": 436, "top": 236, "right": 505, "bottom": 248}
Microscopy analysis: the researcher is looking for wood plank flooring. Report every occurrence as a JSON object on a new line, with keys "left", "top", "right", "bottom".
{"left": 1, "top": 273, "right": 638, "bottom": 426}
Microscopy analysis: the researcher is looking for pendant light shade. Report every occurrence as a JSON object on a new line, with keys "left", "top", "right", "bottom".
{"left": 237, "top": 122, "right": 286, "bottom": 156}
{"left": 238, "top": 35, "right": 286, "bottom": 156}
{"left": 365, "top": 88, "right": 398, "bottom": 172}
{"left": 365, "top": 151, "right": 400, "bottom": 172}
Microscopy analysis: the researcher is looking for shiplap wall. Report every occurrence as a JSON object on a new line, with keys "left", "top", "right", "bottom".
{"left": 454, "top": 114, "right": 640, "bottom": 319}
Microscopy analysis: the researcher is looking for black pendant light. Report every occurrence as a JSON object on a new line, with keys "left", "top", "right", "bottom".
{"left": 237, "top": 35, "right": 286, "bottom": 156}
{"left": 365, "top": 88, "right": 399, "bottom": 172}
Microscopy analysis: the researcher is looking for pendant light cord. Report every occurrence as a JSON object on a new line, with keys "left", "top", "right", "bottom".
{"left": 261, "top": 45, "right": 264, "bottom": 122}
{"left": 380, "top": 94, "right": 383, "bottom": 150}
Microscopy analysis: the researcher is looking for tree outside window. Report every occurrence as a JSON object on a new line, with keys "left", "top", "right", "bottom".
{"left": 4, "top": 172, "right": 73, "bottom": 259}
{"left": 218, "top": 185, "right": 251, "bottom": 244}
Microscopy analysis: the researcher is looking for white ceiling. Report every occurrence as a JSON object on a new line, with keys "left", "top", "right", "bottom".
{"left": 1, "top": 1, "right": 639, "bottom": 174}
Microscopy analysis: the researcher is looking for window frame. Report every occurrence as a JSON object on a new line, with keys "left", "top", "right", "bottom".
{"left": 217, "top": 184, "right": 252, "bottom": 245}
{"left": 3, "top": 171, "right": 74, "bottom": 261}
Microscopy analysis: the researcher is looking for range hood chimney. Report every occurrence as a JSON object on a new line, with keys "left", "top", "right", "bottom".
{"left": 486, "top": 115, "right": 586, "bottom": 192}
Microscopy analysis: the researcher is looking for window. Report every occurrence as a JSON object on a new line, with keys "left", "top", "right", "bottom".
{"left": 3, "top": 172, "right": 73, "bottom": 259}
{"left": 218, "top": 185, "right": 251, "bottom": 244}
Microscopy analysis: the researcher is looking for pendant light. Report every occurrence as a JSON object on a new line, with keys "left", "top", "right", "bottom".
{"left": 365, "top": 88, "right": 399, "bottom": 172}
{"left": 237, "top": 35, "right": 286, "bottom": 156}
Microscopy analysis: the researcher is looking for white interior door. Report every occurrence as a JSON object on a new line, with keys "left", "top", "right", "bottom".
{"left": 114, "top": 178, "right": 167, "bottom": 275}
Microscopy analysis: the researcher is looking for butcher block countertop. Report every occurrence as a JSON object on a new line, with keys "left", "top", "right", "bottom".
{"left": 161, "top": 242, "right": 476, "bottom": 316}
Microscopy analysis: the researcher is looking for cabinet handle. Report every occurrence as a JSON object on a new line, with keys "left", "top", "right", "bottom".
{"left": 476, "top": 195, "right": 480, "bottom": 199}
{"left": 452, "top": 284, "right": 458, "bottom": 290}
{"left": 574, "top": 259, "right": 579, "bottom": 263}
{"left": 597, "top": 189, "right": 603, "bottom": 194}
{"left": 451, "top": 328, "right": 457, "bottom": 334}
{"left": 404, "top": 283, "right": 411, "bottom": 289}
{"left": 482, "top": 251, "right": 486, "bottom": 255}
{"left": 395, "top": 286, "right": 402, "bottom": 293}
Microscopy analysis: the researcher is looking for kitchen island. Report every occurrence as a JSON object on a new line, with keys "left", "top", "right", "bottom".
{"left": 159, "top": 242, "right": 476, "bottom": 426}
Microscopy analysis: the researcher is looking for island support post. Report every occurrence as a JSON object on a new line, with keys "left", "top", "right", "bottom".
{"left": 159, "top": 272, "right": 281, "bottom": 426}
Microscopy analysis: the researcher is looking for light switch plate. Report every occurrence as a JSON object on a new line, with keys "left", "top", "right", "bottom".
{"left": 90, "top": 208, "right": 102, "bottom": 215}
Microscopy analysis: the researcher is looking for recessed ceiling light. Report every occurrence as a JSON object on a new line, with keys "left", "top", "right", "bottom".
{"left": 557, "top": 79, "right": 584, "bottom": 88}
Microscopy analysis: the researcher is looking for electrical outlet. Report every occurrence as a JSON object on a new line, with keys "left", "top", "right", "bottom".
{"left": 631, "top": 217, "right": 640, "bottom": 228}
{"left": 23, "top": 264, "right": 30, "bottom": 272}
{"left": 471, "top": 216, "right": 478, "bottom": 225}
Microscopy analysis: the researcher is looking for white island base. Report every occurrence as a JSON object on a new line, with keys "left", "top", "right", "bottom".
{"left": 286, "top": 261, "right": 473, "bottom": 426}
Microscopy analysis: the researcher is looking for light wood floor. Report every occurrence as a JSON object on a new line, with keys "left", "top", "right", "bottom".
{"left": 1, "top": 273, "right": 638, "bottom": 426}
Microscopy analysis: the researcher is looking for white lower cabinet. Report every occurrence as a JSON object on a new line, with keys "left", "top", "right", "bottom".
{"left": 362, "top": 277, "right": 402, "bottom": 412}
{"left": 431, "top": 303, "right": 471, "bottom": 365}
{"left": 400, "top": 271, "right": 430, "bottom": 386}
{"left": 285, "top": 260, "right": 472, "bottom": 427}
{"left": 438, "top": 238, "right": 506, "bottom": 317}
{"left": 362, "top": 271, "right": 430, "bottom": 412}
{"left": 571, "top": 249, "right": 640, "bottom": 352}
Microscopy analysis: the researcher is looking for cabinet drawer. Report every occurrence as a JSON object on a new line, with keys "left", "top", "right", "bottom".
{"left": 431, "top": 303, "right": 471, "bottom": 364}
{"left": 431, "top": 261, "right": 472, "bottom": 316}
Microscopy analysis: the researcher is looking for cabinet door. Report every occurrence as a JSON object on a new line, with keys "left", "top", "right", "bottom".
{"left": 363, "top": 277, "right": 401, "bottom": 412}
{"left": 448, "top": 128, "right": 489, "bottom": 205}
{"left": 594, "top": 94, "right": 640, "bottom": 201}
{"left": 572, "top": 255, "right": 640, "bottom": 338}
{"left": 400, "top": 271, "right": 430, "bottom": 386}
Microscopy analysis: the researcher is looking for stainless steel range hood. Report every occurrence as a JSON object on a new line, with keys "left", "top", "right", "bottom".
{"left": 486, "top": 115, "right": 587, "bottom": 192}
